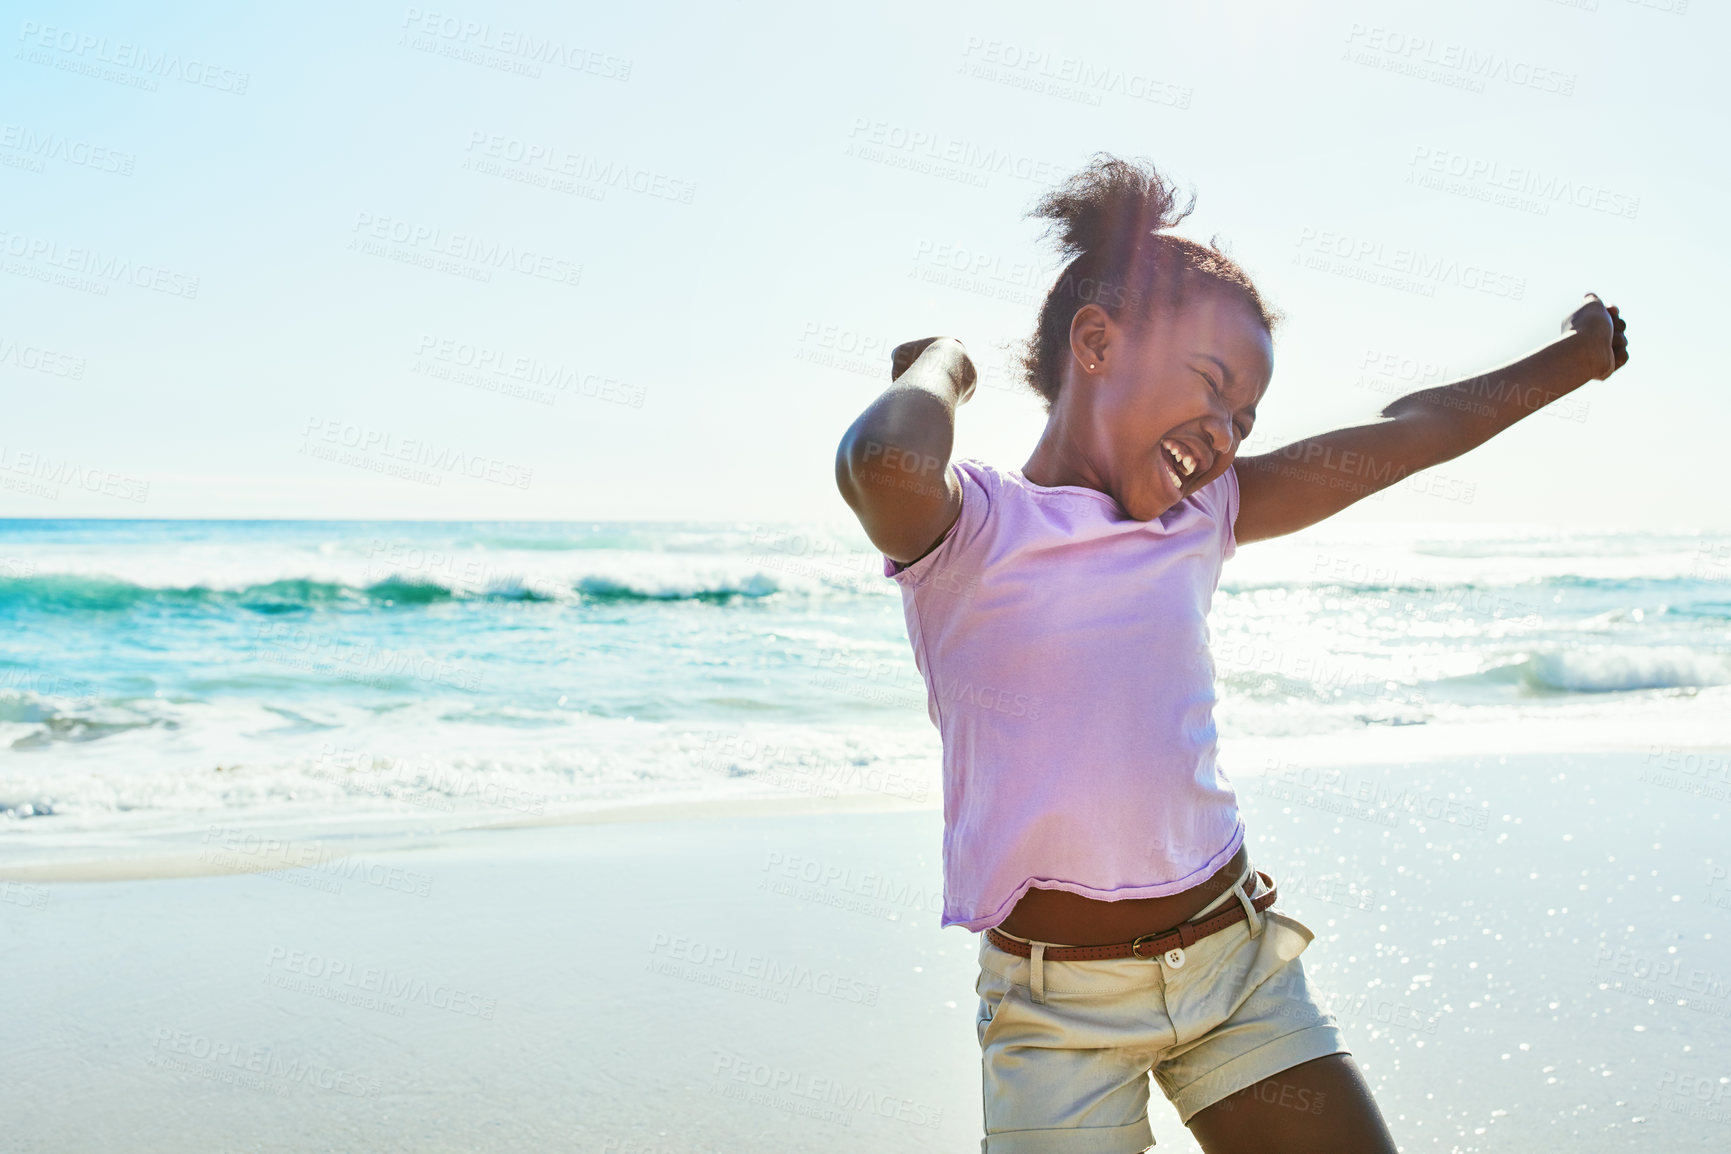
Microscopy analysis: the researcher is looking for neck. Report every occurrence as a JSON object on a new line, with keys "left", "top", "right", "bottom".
{"left": 1022, "top": 400, "right": 1107, "bottom": 493}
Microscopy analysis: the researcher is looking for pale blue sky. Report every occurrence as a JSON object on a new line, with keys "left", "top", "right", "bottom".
{"left": 2, "top": 0, "right": 1722, "bottom": 526}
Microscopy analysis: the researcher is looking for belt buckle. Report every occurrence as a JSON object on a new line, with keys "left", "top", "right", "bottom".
{"left": 1129, "top": 930, "right": 1165, "bottom": 960}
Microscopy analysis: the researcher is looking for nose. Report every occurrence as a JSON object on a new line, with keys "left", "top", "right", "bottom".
{"left": 1200, "top": 409, "right": 1235, "bottom": 457}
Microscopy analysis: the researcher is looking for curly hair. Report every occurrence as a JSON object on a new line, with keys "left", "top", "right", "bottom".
{"left": 1018, "top": 153, "right": 1282, "bottom": 409}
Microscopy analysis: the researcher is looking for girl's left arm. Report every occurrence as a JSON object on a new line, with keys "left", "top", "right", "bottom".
{"left": 1232, "top": 294, "right": 1629, "bottom": 545}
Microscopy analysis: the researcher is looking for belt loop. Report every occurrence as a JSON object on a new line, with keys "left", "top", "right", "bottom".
{"left": 1030, "top": 943, "right": 1047, "bottom": 1004}
{"left": 1234, "top": 880, "right": 1263, "bottom": 939}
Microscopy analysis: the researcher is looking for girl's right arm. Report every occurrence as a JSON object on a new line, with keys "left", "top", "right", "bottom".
{"left": 834, "top": 336, "right": 977, "bottom": 565}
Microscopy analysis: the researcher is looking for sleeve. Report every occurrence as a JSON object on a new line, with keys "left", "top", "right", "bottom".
{"left": 1192, "top": 463, "right": 1239, "bottom": 564}
{"left": 882, "top": 459, "right": 995, "bottom": 590}
{"left": 1219, "top": 461, "right": 1240, "bottom": 563}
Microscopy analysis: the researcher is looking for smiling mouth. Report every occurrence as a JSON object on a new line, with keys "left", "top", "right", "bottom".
{"left": 1159, "top": 438, "right": 1203, "bottom": 494}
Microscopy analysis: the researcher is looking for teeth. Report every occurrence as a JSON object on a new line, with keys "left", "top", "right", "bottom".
{"left": 1162, "top": 439, "right": 1198, "bottom": 478}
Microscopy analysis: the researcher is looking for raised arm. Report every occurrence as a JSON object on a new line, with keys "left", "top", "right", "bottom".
{"left": 835, "top": 336, "right": 977, "bottom": 564}
{"left": 1233, "top": 295, "right": 1630, "bottom": 545}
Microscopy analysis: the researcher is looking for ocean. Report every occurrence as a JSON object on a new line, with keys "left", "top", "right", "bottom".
{"left": 1, "top": 519, "right": 1727, "bottom": 838}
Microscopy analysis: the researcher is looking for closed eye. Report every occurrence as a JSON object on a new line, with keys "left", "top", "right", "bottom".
{"left": 1201, "top": 371, "right": 1252, "bottom": 442}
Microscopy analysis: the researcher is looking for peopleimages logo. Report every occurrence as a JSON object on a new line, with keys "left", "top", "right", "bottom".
{"left": 398, "top": 8, "right": 632, "bottom": 80}
{"left": 938, "top": 674, "right": 1042, "bottom": 720}
{"left": 263, "top": 946, "right": 498, "bottom": 1019}
{"left": 0, "top": 124, "right": 136, "bottom": 175}
{"left": 1294, "top": 228, "right": 1525, "bottom": 300}
{"left": 300, "top": 417, "right": 534, "bottom": 490}
{"left": 0, "top": 226, "right": 200, "bottom": 298}
{"left": 348, "top": 212, "right": 582, "bottom": 288}
{"left": 647, "top": 933, "right": 882, "bottom": 1006}
{"left": 0, "top": 445, "right": 148, "bottom": 502}
{"left": 0, "top": 335, "right": 86, "bottom": 379}
{"left": 463, "top": 132, "right": 695, "bottom": 204}
{"left": 413, "top": 335, "right": 645, "bottom": 408}
{"left": 1407, "top": 146, "right": 1640, "bottom": 220}
{"left": 150, "top": 1028, "right": 382, "bottom": 1098}
{"left": 711, "top": 1047, "right": 944, "bottom": 1129}
{"left": 16, "top": 21, "right": 251, "bottom": 94}
{"left": 957, "top": 37, "right": 1193, "bottom": 110}
{"left": 1342, "top": 24, "right": 1576, "bottom": 96}
{"left": 845, "top": 118, "right": 1067, "bottom": 188}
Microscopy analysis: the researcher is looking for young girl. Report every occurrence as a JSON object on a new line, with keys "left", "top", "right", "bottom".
{"left": 834, "top": 154, "right": 1629, "bottom": 1153}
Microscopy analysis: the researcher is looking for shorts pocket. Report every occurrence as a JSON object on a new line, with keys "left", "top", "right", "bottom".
{"left": 1261, "top": 907, "right": 1315, "bottom": 955}
{"left": 1241, "top": 907, "right": 1316, "bottom": 1000}
{"left": 975, "top": 965, "right": 1014, "bottom": 1048}
{"left": 1162, "top": 906, "right": 1317, "bottom": 1045}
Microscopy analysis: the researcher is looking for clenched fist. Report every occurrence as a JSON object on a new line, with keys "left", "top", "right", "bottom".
{"left": 1565, "top": 294, "right": 1629, "bottom": 382}
{"left": 891, "top": 336, "right": 978, "bottom": 401}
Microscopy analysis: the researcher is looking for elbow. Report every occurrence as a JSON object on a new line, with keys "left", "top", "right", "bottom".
{"left": 835, "top": 429, "right": 869, "bottom": 508}
{"left": 834, "top": 434, "right": 951, "bottom": 564}
{"left": 834, "top": 425, "right": 901, "bottom": 508}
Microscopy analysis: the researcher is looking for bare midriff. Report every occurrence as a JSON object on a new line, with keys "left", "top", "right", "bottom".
{"left": 994, "top": 843, "right": 1251, "bottom": 947}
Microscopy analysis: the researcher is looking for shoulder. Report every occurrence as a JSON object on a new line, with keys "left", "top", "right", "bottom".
{"left": 1188, "top": 462, "right": 1239, "bottom": 561}
{"left": 1189, "top": 461, "right": 1238, "bottom": 515}
{"left": 953, "top": 456, "right": 1011, "bottom": 501}
{"left": 882, "top": 457, "right": 1005, "bottom": 586}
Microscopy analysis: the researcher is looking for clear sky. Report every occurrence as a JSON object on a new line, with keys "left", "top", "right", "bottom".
{"left": 2, "top": 0, "right": 1723, "bottom": 526}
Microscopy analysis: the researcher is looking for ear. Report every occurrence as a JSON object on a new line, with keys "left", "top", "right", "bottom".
{"left": 1068, "top": 303, "right": 1113, "bottom": 375}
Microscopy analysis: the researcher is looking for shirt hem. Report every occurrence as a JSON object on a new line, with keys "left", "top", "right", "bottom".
{"left": 943, "top": 817, "right": 1247, "bottom": 933}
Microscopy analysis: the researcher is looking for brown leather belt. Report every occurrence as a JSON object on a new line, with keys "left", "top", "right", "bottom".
{"left": 985, "top": 871, "right": 1278, "bottom": 962}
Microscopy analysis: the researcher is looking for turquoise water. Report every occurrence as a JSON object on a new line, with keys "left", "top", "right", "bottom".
{"left": 1, "top": 519, "right": 1727, "bottom": 831}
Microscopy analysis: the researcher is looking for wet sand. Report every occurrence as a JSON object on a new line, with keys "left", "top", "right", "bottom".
{"left": 3, "top": 746, "right": 1728, "bottom": 1152}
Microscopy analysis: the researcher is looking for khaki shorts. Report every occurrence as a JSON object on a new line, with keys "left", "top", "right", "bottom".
{"left": 974, "top": 863, "right": 1348, "bottom": 1153}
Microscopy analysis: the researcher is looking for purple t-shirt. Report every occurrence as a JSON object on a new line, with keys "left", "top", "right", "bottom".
{"left": 884, "top": 457, "right": 1245, "bottom": 932}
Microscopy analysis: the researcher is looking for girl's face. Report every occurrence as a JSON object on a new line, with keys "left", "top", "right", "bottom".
{"left": 1069, "top": 292, "right": 1272, "bottom": 521}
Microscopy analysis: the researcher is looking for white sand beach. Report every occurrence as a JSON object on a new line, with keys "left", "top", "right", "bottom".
{"left": 5, "top": 0, "right": 1723, "bottom": 1149}
{"left": 4, "top": 745, "right": 1729, "bottom": 1153}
